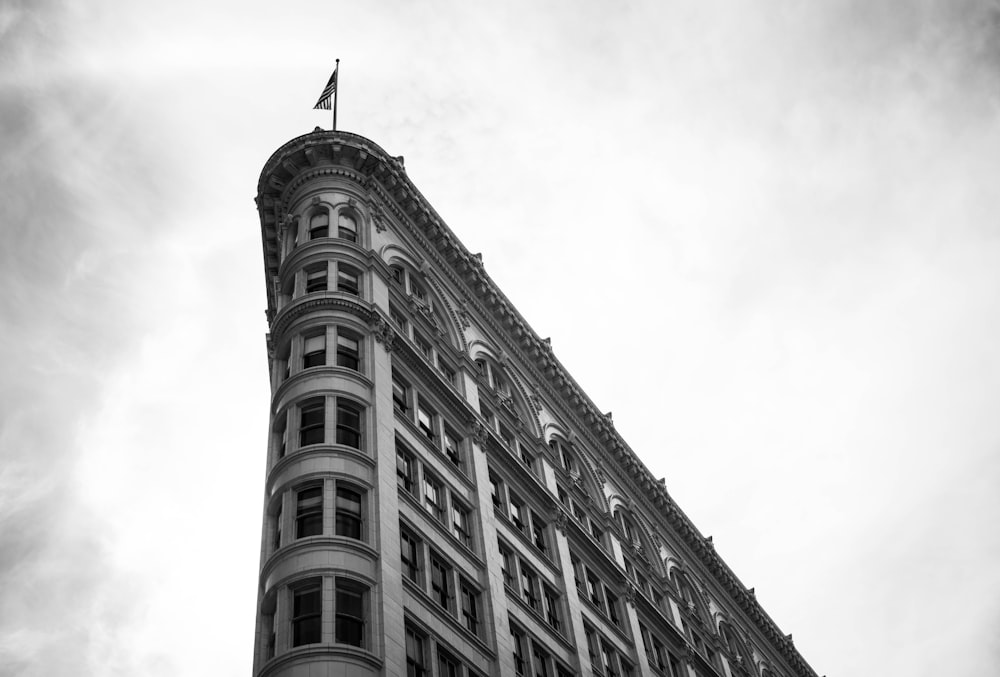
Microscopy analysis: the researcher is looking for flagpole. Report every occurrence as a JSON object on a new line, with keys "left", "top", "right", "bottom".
{"left": 333, "top": 59, "right": 340, "bottom": 131}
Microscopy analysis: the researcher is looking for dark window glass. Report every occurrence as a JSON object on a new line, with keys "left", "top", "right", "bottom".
{"left": 405, "top": 627, "right": 426, "bottom": 677}
{"left": 337, "top": 266, "right": 359, "bottom": 295}
{"left": 335, "top": 581, "right": 364, "bottom": 646}
{"left": 309, "top": 211, "right": 329, "bottom": 239}
{"left": 303, "top": 332, "right": 325, "bottom": 368}
{"left": 296, "top": 486, "right": 323, "bottom": 538}
{"left": 461, "top": 580, "right": 479, "bottom": 635}
{"left": 396, "top": 445, "right": 415, "bottom": 494}
{"left": 292, "top": 582, "right": 321, "bottom": 646}
{"left": 335, "top": 486, "right": 362, "bottom": 539}
{"left": 305, "top": 266, "right": 327, "bottom": 293}
{"left": 337, "top": 212, "right": 357, "bottom": 242}
{"left": 299, "top": 398, "right": 324, "bottom": 446}
{"left": 336, "top": 333, "right": 359, "bottom": 370}
{"left": 430, "top": 556, "right": 451, "bottom": 610}
{"left": 400, "top": 530, "right": 419, "bottom": 582}
{"left": 336, "top": 401, "right": 361, "bottom": 448}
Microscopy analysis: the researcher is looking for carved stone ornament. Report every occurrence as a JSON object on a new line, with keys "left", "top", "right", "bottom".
{"left": 368, "top": 316, "right": 395, "bottom": 352}
{"left": 528, "top": 388, "right": 543, "bottom": 413}
{"left": 470, "top": 421, "right": 489, "bottom": 447}
{"left": 553, "top": 510, "right": 569, "bottom": 535}
{"left": 682, "top": 646, "right": 699, "bottom": 667}
{"left": 348, "top": 197, "right": 357, "bottom": 207}
{"left": 457, "top": 300, "right": 472, "bottom": 328}
{"left": 310, "top": 196, "right": 321, "bottom": 205}
{"left": 623, "top": 583, "right": 637, "bottom": 607}
{"left": 367, "top": 196, "right": 388, "bottom": 232}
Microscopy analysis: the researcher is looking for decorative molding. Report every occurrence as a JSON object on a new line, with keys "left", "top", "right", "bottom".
{"left": 369, "top": 316, "right": 395, "bottom": 352}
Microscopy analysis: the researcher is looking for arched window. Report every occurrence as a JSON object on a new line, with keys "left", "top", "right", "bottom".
{"left": 337, "top": 211, "right": 357, "bottom": 242}
{"left": 309, "top": 210, "right": 329, "bottom": 239}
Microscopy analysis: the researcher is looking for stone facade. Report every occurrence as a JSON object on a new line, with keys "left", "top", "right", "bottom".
{"left": 252, "top": 129, "right": 820, "bottom": 677}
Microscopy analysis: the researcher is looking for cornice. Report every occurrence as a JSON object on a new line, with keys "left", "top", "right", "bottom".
{"left": 255, "top": 130, "right": 818, "bottom": 677}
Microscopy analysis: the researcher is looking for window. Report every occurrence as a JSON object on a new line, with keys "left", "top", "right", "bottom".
{"left": 405, "top": 626, "right": 427, "bottom": 677}
{"left": 430, "top": 554, "right": 452, "bottom": 610}
{"left": 299, "top": 398, "right": 324, "bottom": 446}
{"left": 607, "top": 591, "right": 621, "bottom": 627}
{"left": 520, "top": 563, "right": 540, "bottom": 611}
{"left": 401, "top": 528, "right": 420, "bottom": 583}
{"left": 531, "top": 515, "right": 548, "bottom": 555}
{"left": 414, "top": 331, "right": 432, "bottom": 360}
{"left": 337, "top": 265, "right": 359, "bottom": 295}
{"left": 337, "top": 212, "right": 357, "bottom": 242}
{"left": 272, "top": 504, "right": 282, "bottom": 551}
{"left": 543, "top": 586, "right": 561, "bottom": 631}
{"left": 437, "top": 357, "right": 456, "bottom": 385}
{"left": 443, "top": 428, "right": 461, "bottom": 468}
{"left": 274, "top": 413, "right": 288, "bottom": 459}
{"left": 587, "top": 571, "right": 604, "bottom": 609}
{"left": 309, "top": 210, "right": 329, "bottom": 239}
{"left": 460, "top": 579, "right": 480, "bottom": 635}
{"left": 439, "top": 650, "right": 461, "bottom": 677}
{"left": 585, "top": 625, "right": 599, "bottom": 669}
{"left": 390, "top": 305, "right": 407, "bottom": 331}
{"left": 396, "top": 443, "right": 416, "bottom": 494}
{"left": 292, "top": 580, "right": 321, "bottom": 646}
{"left": 335, "top": 485, "right": 362, "bottom": 539}
{"left": 336, "top": 332, "right": 360, "bottom": 370}
{"left": 602, "top": 642, "right": 619, "bottom": 677}
{"left": 571, "top": 554, "right": 584, "bottom": 594}
{"left": 511, "top": 623, "right": 528, "bottom": 676}
{"left": 393, "top": 373, "right": 409, "bottom": 412}
{"left": 305, "top": 264, "right": 327, "bottom": 293}
{"left": 509, "top": 493, "right": 526, "bottom": 532}
{"left": 303, "top": 331, "right": 326, "bottom": 368}
{"left": 499, "top": 540, "right": 514, "bottom": 587}
{"left": 489, "top": 472, "right": 503, "bottom": 509}
{"left": 335, "top": 579, "right": 365, "bottom": 646}
{"left": 423, "top": 474, "right": 444, "bottom": 522}
{"left": 417, "top": 402, "right": 436, "bottom": 440}
{"left": 451, "top": 501, "right": 471, "bottom": 547}
{"left": 532, "top": 644, "right": 552, "bottom": 677}
{"left": 335, "top": 400, "right": 362, "bottom": 448}
{"left": 296, "top": 485, "right": 323, "bottom": 538}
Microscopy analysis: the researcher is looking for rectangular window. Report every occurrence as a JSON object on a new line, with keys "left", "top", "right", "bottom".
{"left": 499, "top": 540, "right": 514, "bottom": 587}
{"left": 543, "top": 586, "right": 561, "bottom": 631}
{"left": 396, "top": 444, "right": 415, "bottom": 494}
{"left": 452, "top": 501, "right": 471, "bottom": 547}
{"left": 335, "top": 400, "right": 362, "bottom": 449}
{"left": 299, "top": 398, "right": 325, "bottom": 446}
{"left": 392, "top": 374, "right": 409, "bottom": 412}
{"left": 438, "top": 650, "right": 461, "bottom": 677}
{"left": 303, "top": 332, "right": 326, "bottom": 368}
{"left": 509, "top": 493, "right": 526, "bottom": 533}
{"left": 335, "top": 332, "right": 359, "bottom": 370}
{"left": 405, "top": 626, "right": 426, "bottom": 677}
{"left": 390, "top": 306, "right": 407, "bottom": 331}
{"left": 489, "top": 472, "right": 503, "bottom": 509}
{"left": 511, "top": 623, "right": 527, "bottom": 677}
{"left": 337, "top": 266, "right": 359, "bottom": 295}
{"left": 520, "top": 563, "right": 540, "bottom": 612}
{"left": 335, "top": 579, "right": 365, "bottom": 647}
{"left": 305, "top": 265, "right": 327, "bottom": 293}
{"left": 400, "top": 528, "right": 420, "bottom": 583}
{"left": 602, "top": 642, "right": 619, "bottom": 677}
{"left": 296, "top": 486, "right": 323, "bottom": 538}
{"left": 292, "top": 581, "right": 322, "bottom": 646}
{"left": 460, "top": 579, "right": 480, "bottom": 635}
{"left": 585, "top": 626, "right": 599, "bottom": 669}
{"left": 430, "top": 554, "right": 451, "bottom": 610}
{"left": 607, "top": 591, "right": 621, "bottom": 627}
{"left": 586, "top": 571, "right": 604, "bottom": 610}
{"left": 414, "top": 331, "right": 432, "bottom": 359}
{"left": 272, "top": 504, "right": 282, "bottom": 551}
{"left": 334, "top": 485, "right": 362, "bottom": 539}
{"left": 309, "top": 211, "right": 329, "bottom": 239}
{"left": 416, "top": 403, "right": 436, "bottom": 440}
{"left": 436, "top": 357, "right": 456, "bottom": 385}
{"left": 571, "top": 554, "right": 584, "bottom": 594}
{"left": 337, "top": 212, "right": 357, "bottom": 242}
{"left": 531, "top": 513, "right": 548, "bottom": 555}
{"left": 443, "top": 428, "right": 461, "bottom": 468}
{"left": 423, "top": 474, "right": 444, "bottom": 522}
{"left": 533, "top": 644, "right": 551, "bottom": 677}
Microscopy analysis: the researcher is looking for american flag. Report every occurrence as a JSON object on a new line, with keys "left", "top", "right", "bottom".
{"left": 313, "top": 68, "right": 338, "bottom": 110}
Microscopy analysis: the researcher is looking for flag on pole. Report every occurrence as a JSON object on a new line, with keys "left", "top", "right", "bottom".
{"left": 313, "top": 68, "right": 338, "bottom": 110}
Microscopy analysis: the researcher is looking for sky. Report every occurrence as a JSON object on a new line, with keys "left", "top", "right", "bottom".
{"left": 1, "top": 0, "right": 999, "bottom": 675}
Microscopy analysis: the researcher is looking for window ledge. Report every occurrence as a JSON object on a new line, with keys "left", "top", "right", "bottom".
{"left": 259, "top": 642, "right": 382, "bottom": 677}
{"left": 262, "top": 536, "right": 379, "bottom": 583}
{"left": 269, "top": 443, "right": 375, "bottom": 484}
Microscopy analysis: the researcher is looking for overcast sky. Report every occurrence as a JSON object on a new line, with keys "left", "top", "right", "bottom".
{"left": 2, "top": 1, "right": 999, "bottom": 676}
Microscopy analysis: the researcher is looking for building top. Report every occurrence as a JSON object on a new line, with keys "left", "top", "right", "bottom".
{"left": 255, "top": 128, "right": 820, "bottom": 677}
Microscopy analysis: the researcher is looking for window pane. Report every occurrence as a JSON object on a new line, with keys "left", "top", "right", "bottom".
{"left": 305, "top": 267, "right": 327, "bottom": 293}
{"left": 299, "top": 399, "right": 324, "bottom": 446}
{"left": 336, "top": 333, "right": 359, "bottom": 369}
{"left": 335, "top": 486, "right": 362, "bottom": 539}
{"left": 296, "top": 486, "right": 323, "bottom": 537}
{"left": 336, "top": 402, "right": 361, "bottom": 448}
{"left": 335, "top": 584, "right": 364, "bottom": 646}
{"left": 292, "top": 583, "right": 322, "bottom": 646}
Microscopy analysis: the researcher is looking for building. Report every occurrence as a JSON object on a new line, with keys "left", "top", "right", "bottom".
{"left": 251, "top": 128, "right": 820, "bottom": 677}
